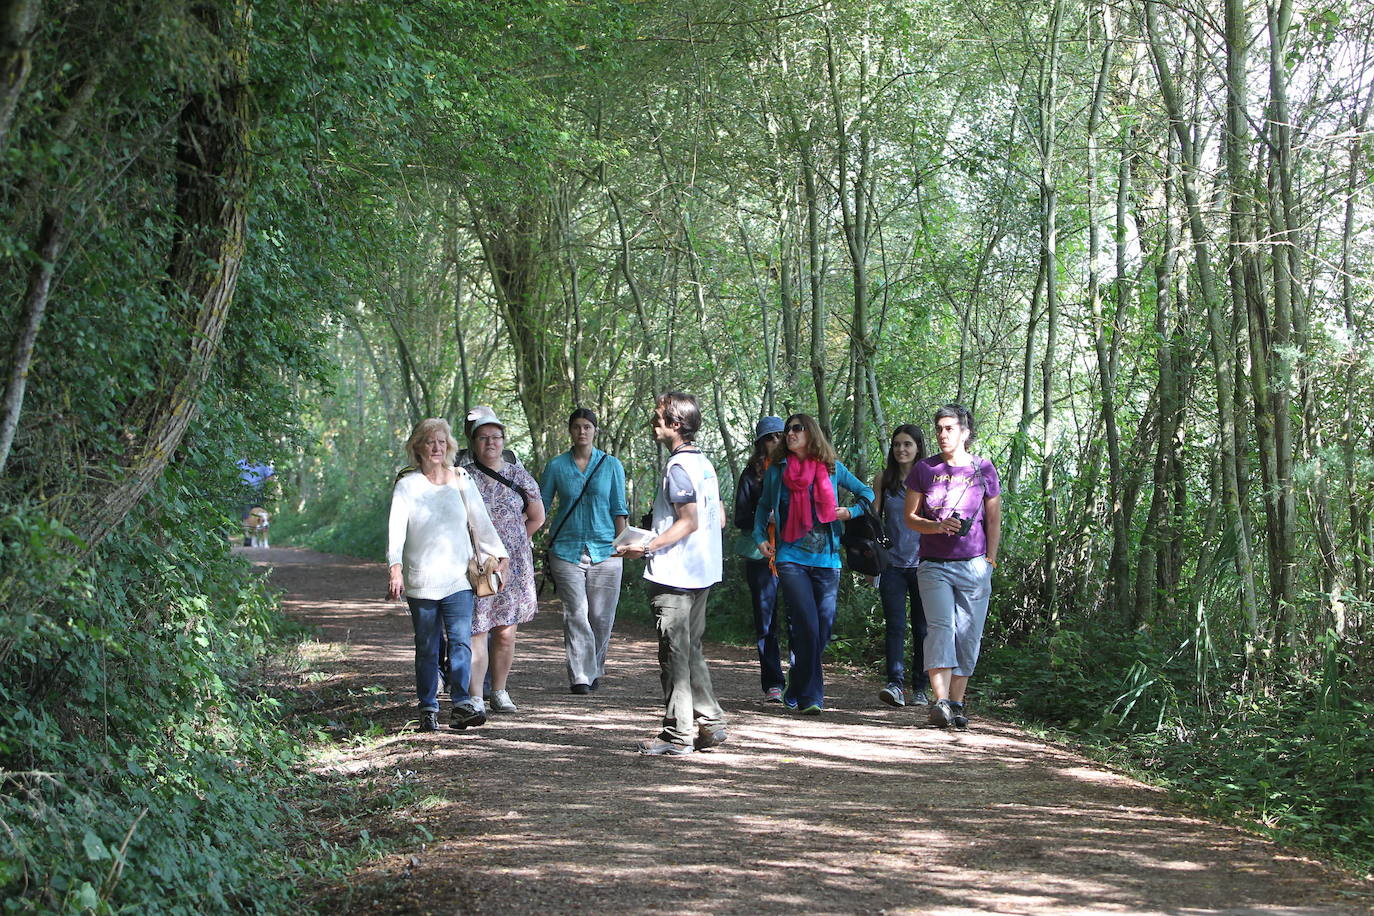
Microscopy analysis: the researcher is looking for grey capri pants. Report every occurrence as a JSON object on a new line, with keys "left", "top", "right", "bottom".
{"left": 917, "top": 556, "right": 993, "bottom": 676}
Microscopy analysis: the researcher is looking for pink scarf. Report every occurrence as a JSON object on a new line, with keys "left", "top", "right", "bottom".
{"left": 781, "top": 456, "right": 837, "bottom": 543}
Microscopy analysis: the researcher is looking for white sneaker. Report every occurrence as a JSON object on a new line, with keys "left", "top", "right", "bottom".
{"left": 488, "top": 689, "right": 518, "bottom": 713}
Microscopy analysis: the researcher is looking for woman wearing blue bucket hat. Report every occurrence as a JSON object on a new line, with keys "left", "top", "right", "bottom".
{"left": 733, "top": 416, "right": 786, "bottom": 702}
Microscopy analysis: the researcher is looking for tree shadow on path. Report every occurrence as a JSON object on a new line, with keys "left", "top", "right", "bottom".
{"left": 250, "top": 547, "right": 1374, "bottom": 916}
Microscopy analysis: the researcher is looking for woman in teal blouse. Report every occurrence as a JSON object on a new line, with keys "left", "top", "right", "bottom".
{"left": 753, "top": 413, "right": 874, "bottom": 713}
{"left": 539, "top": 408, "right": 629, "bottom": 694}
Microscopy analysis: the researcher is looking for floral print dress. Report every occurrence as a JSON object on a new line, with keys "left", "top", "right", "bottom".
{"left": 471, "top": 463, "right": 542, "bottom": 634}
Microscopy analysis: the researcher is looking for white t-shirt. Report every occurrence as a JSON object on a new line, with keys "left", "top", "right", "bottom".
{"left": 645, "top": 449, "right": 722, "bottom": 589}
{"left": 387, "top": 468, "right": 508, "bottom": 600}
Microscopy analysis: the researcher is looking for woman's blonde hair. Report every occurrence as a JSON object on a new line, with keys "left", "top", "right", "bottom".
{"left": 405, "top": 418, "right": 458, "bottom": 468}
{"left": 770, "top": 413, "right": 837, "bottom": 471}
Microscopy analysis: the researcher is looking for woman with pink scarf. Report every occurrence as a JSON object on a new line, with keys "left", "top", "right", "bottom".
{"left": 753, "top": 413, "right": 874, "bottom": 714}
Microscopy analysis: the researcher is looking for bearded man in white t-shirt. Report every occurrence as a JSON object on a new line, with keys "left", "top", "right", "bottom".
{"left": 618, "top": 392, "right": 728, "bottom": 756}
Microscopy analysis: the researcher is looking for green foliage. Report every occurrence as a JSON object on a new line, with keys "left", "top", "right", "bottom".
{"left": 0, "top": 479, "right": 307, "bottom": 913}
{"left": 272, "top": 479, "right": 390, "bottom": 562}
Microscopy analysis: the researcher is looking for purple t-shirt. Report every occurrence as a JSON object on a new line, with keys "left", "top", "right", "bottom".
{"left": 905, "top": 455, "right": 1001, "bottom": 560}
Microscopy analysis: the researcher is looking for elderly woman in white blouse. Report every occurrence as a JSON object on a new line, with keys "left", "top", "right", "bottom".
{"left": 388, "top": 418, "right": 508, "bottom": 732}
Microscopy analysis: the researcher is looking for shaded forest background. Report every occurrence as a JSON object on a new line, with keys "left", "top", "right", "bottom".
{"left": 2, "top": 0, "right": 1372, "bottom": 910}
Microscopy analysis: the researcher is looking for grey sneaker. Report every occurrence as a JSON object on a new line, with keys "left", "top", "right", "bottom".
{"left": 910, "top": 689, "right": 930, "bottom": 707}
{"left": 928, "top": 698, "right": 954, "bottom": 728}
{"left": 878, "top": 683, "right": 906, "bottom": 707}
{"left": 695, "top": 725, "right": 728, "bottom": 750}
{"left": 638, "top": 737, "right": 693, "bottom": 756}
{"left": 488, "top": 689, "right": 518, "bottom": 713}
{"left": 450, "top": 698, "right": 487, "bottom": 730}
{"left": 950, "top": 701, "right": 969, "bottom": 729}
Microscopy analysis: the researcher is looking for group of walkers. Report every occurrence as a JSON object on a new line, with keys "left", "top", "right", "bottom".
{"left": 385, "top": 395, "right": 1000, "bottom": 753}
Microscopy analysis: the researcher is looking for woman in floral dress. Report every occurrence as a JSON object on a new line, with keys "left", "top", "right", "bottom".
{"left": 465, "top": 413, "right": 545, "bottom": 713}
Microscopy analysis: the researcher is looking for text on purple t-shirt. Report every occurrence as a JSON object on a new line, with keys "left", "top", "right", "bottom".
{"left": 905, "top": 455, "right": 1001, "bottom": 560}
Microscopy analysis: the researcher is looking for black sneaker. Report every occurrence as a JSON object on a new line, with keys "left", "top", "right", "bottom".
{"left": 927, "top": 698, "right": 954, "bottom": 728}
{"left": 419, "top": 711, "right": 439, "bottom": 732}
{"left": 570, "top": 683, "right": 592, "bottom": 695}
{"left": 950, "top": 702, "right": 969, "bottom": 730}
{"left": 590, "top": 677, "right": 601, "bottom": 691}
{"left": 450, "top": 699, "right": 487, "bottom": 729}
{"left": 695, "top": 726, "right": 728, "bottom": 750}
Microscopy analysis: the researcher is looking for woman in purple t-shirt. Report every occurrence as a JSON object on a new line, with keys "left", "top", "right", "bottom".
{"left": 903, "top": 404, "right": 1001, "bottom": 730}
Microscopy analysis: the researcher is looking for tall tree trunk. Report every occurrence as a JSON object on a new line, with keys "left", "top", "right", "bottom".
{"left": 77, "top": 0, "right": 250, "bottom": 550}
{"left": 1146, "top": 0, "right": 1261, "bottom": 640}
{"left": 825, "top": 20, "right": 876, "bottom": 477}
{"left": 470, "top": 194, "right": 562, "bottom": 467}
{"left": 796, "top": 133, "right": 831, "bottom": 435}
{"left": 0, "top": 209, "right": 61, "bottom": 475}
{"left": 779, "top": 186, "right": 801, "bottom": 401}
{"left": 0, "top": 0, "right": 39, "bottom": 155}
{"left": 1037, "top": 0, "right": 1064, "bottom": 620}
{"left": 1339, "top": 87, "right": 1374, "bottom": 607}
{"left": 1006, "top": 254, "right": 1044, "bottom": 494}
{"left": 1086, "top": 0, "right": 1128, "bottom": 617}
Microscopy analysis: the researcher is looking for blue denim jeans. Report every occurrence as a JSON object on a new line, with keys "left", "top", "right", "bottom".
{"left": 777, "top": 562, "right": 840, "bottom": 709}
{"left": 408, "top": 589, "right": 475, "bottom": 711}
{"left": 745, "top": 558, "right": 785, "bottom": 692}
{"left": 878, "top": 565, "right": 928, "bottom": 690}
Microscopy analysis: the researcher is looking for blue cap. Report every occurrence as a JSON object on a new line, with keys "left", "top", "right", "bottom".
{"left": 754, "top": 416, "right": 785, "bottom": 441}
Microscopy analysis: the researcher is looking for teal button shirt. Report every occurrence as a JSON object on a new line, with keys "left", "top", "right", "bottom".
{"left": 540, "top": 448, "right": 629, "bottom": 564}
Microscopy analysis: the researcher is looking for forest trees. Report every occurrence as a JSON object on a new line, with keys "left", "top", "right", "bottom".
{"left": 293, "top": 0, "right": 1374, "bottom": 664}
{"left": 284, "top": 9, "right": 1374, "bottom": 870}
{"left": 5, "top": 0, "right": 1372, "bottom": 898}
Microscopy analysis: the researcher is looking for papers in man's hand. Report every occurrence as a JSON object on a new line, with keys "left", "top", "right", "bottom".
{"left": 613, "top": 526, "right": 654, "bottom": 551}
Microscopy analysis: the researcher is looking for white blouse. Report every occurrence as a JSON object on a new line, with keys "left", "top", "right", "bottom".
{"left": 387, "top": 468, "right": 508, "bottom": 600}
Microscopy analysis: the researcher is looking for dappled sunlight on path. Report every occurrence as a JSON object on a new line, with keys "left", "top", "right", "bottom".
{"left": 249, "top": 547, "right": 1374, "bottom": 915}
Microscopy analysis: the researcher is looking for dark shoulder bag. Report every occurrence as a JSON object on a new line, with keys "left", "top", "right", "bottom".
{"left": 841, "top": 495, "right": 892, "bottom": 577}
{"left": 538, "top": 454, "right": 608, "bottom": 595}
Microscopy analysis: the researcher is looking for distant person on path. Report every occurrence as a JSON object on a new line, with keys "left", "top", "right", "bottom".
{"left": 388, "top": 418, "right": 509, "bottom": 732}
{"left": 466, "top": 412, "right": 545, "bottom": 714}
{"left": 243, "top": 506, "right": 271, "bottom": 548}
{"left": 237, "top": 460, "right": 275, "bottom": 545}
{"left": 904, "top": 404, "right": 1001, "bottom": 730}
{"left": 540, "top": 408, "right": 629, "bottom": 695}
{"left": 733, "top": 415, "right": 787, "bottom": 702}
{"left": 873, "top": 424, "right": 929, "bottom": 708}
{"left": 619, "top": 392, "right": 727, "bottom": 756}
{"left": 753, "top": 413, "right": 875, "bottom": 714}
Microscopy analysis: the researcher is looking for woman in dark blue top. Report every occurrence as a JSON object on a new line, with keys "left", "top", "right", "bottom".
{"left": 871, "top": 424, "right": 928, "bottom": 708}
{"left": 733, "top": 416, "right": 786, "bottom": 702}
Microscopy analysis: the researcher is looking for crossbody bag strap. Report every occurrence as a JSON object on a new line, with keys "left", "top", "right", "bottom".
{"left": 546, "top": 453, "right": 609, "bottom": 547}
{"left": 471, "top": 461, "right": 530, "bottom": 512}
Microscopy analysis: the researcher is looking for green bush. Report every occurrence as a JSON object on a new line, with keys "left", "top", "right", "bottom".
{"left": 0, "top": 477, "right": 312, "bottom": 913}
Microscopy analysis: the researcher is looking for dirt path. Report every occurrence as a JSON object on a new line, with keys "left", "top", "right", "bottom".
{"left": 252, "top": 547, "right": 1373, "bottom": 915}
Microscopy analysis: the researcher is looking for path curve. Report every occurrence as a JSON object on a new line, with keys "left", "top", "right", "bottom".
{"left": 251, "top": 547, "right": 1373, "bottom": 915}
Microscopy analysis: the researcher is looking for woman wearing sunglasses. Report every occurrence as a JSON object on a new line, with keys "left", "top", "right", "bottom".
{"left": 733, "top": 416, "right": 786, "bottom": 702}
{"left": 753, "top": 414, "right": 874, "bottom": 714}
{"left": 903, "top": 403, "right": 1001, "bottom": 730}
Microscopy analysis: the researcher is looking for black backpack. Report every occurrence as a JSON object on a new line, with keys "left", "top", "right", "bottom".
{"left": 840, "top": 497, "right": 891, "bottom": 576}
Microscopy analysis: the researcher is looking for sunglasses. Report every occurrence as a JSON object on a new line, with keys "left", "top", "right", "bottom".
{"left": 786, "top": 423, "right": 806, "bottom": 433}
